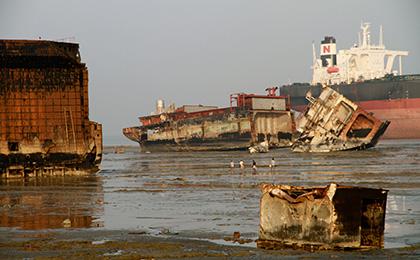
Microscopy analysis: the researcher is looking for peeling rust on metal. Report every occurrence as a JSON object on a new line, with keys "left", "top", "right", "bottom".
{"left": 0, "top": 40, "right": 102, "bottom": 178}
{"left": 258, "top": 183, "right": 388, "bottom": 250}
{"left": 292, "top": 86, "right": 390, "bottom": 152}
{"left": 123, "top": 89, "right": 295, "bottom": 152}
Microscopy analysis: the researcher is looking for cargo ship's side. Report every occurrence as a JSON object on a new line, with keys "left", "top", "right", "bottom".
{"left": 123, "top": 89, "right": 295, "bottom": 152}
{"left": 0, "top": 40, "right": 102, "bottom": 178}
{"left": 280, "top": 23, "right": 420, "bottom": 139}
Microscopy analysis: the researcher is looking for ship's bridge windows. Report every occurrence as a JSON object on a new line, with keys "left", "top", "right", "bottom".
{"left": 8, "top": 142, "right": 19, "bottom": 152}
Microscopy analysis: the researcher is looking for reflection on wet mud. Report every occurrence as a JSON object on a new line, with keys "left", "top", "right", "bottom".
{"left": 0, "top": 176, "right": 104, "bottom": 229}
{"left": 1, "top": 140, "right": 420, "bottom": 249}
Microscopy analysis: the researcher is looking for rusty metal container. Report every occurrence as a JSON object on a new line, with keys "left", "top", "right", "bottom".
{"left": 0, "top": 40, "right": 102, "bottom": 178}
{"left": 258, "top": 183, "right": 388, "bottom": 250}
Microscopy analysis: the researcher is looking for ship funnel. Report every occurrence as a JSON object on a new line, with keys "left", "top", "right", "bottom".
{"left": 320, "top": 36, "right": 337, "bottom": 67}
{"left": 156, "top": 99, "right": 165, "bottom": 114}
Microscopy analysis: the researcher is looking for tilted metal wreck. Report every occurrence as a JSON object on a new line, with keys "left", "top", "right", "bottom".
{"left": 292, "top": 86, "right": 390, "bottom": 152}
{"left": 123, "top": 88, "right": 295, "bottom": 152}
{"left": 0, "top": 40, "right": 102, "bottom": 178}
{"left": 258, "top": 183, "right": 388, "bottom": 250}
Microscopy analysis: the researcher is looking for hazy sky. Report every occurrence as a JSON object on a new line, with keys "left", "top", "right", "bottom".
{"left": 1, "top": 0, "right": 419, "bottom": 145}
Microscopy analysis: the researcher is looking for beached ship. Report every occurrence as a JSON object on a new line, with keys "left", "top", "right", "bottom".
{"left": 292, "top": 86, "right": 389, "bottom": 152}
{"left": 0, "top": 40, "right": 102, "bottom": 178}
{"left": 123, "top": 88, "right": 295, "bottom": 152}
{"left": 280, "top": 23, "right": 420, "bottom": 139}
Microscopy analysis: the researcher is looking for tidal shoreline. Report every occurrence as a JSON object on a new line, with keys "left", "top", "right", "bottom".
{"left": 1, "top": 141, "right": 420, "bottom": 258}
{"left": 1, "top": 229, "right": 419, "bottom": 259}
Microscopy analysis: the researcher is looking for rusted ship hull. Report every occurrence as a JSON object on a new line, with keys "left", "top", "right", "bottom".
{"left": 136, "top": 138, "right": 252, "bottom": 152}
{"left": 292, "top": 86, "right": 389, "bottom": 152}
{"left": 123, "top": 91, "right": 295, "bottom": 152}
{"left": 124, "top": 109, "right": 294, "bottom": 152}
{"left": 124, "top": 128, "right": 254, "bottom": 152}
{"left": 0, "top": 40, "right": 102, "bottom": 178}
{"left": 258, "top": 183, "right": 388, "bottom": 250}
{"left": 0, "top": 151, "right": 100, "bottom": 177}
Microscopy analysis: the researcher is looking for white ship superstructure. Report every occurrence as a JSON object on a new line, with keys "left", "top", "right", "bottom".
{"left": 312, "top": 23, "right": 408, "bottom": 85}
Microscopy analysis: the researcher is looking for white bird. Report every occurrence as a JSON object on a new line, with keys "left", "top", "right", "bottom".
{"left": 239, "top": 160, "right": 245, "bottom": 169}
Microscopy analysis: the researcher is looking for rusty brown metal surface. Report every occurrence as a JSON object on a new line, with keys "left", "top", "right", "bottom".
{"left": 258, "top": 183, "right": 388, "bottom": 250}
{"left": 292, "top": 86, "right": 389, "bottom": 152}
{"left": 0, "top": 40, "right": 102, "bottom": 178}
{"left": 123, "top": 93, "right": 294, "bottom": 152}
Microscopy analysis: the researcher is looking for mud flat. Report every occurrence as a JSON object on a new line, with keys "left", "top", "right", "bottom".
{"left": 1, "top": 229, "right": 420, "bottom": 259}
{"left": 1, "top": 140, "right": 420, "bottom": 258}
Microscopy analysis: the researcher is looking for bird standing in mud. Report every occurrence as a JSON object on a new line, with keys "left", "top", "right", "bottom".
{"left": 269, "top": 157, "right": 275, "bottom": 168}
{"left": 239, "top": 160, "right": 245, "bottom": 169}
{"left": 230, "top": 160, "right": 235, "bottom": 168}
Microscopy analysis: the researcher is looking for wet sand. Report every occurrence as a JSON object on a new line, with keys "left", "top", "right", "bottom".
{"left": 1, "top": 229, "right": 420, "bottom": 259}
{"left": 1, "top": 140, "right": 420, "bottom": 258}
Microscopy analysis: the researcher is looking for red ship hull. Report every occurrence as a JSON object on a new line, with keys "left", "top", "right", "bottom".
{"left": 295, "top": 98, "right": 420, "bottom": 139}
{"left": 358, "top": 98, "right": 420, "bottom": 139}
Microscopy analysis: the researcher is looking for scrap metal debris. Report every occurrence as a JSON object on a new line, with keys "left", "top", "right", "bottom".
{"left": 292, "top": 86, "right": 389, "bottom": 152}
{"left": 248, "top": 140, "right": 269, "bottom": 153}
{"left": 258, "top": 183, "right": 388, "bottom": 250}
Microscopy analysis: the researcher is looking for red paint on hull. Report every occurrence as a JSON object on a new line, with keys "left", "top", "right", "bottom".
{"left": 358, "top": 99, "right": 420, "bottom": 139}
{"left": 293, "top": 98, "right": 420, "bottom": 139}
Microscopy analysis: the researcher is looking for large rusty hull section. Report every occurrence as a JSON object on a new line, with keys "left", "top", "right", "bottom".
{"left": 0, "top": 152, "right": 100, "bottom": 177}
{"left": 292, "top": 86, "right": 389, "bottom": 152}
{"left": 0, "top": 40, "right": 102, "bottom": 178}
{"left": 124, "top": 110, "right": 294, "bottom": 152}
{"left": 258, "top": 184, "right": 388, "bottom": 250}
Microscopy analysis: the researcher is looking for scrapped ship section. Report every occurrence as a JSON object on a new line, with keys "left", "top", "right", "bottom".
{"left": 292, "top": 86, "right": 389, "bottom": 152}
{"left": 0, "top": 40, "right": 102, "bottom": 178}
{"left": 123, "top": 89, "right": 295, "bottom": 152}
{"left": 258, "top": 183, "right": 388, "bottom": 250}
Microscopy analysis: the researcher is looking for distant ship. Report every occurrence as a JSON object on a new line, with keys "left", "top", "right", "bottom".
{"left": 123, "top": 88, "right": 295, "bottom": 152}
{"left": 280, "top": 23, "right": 420, "bottom": 139}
